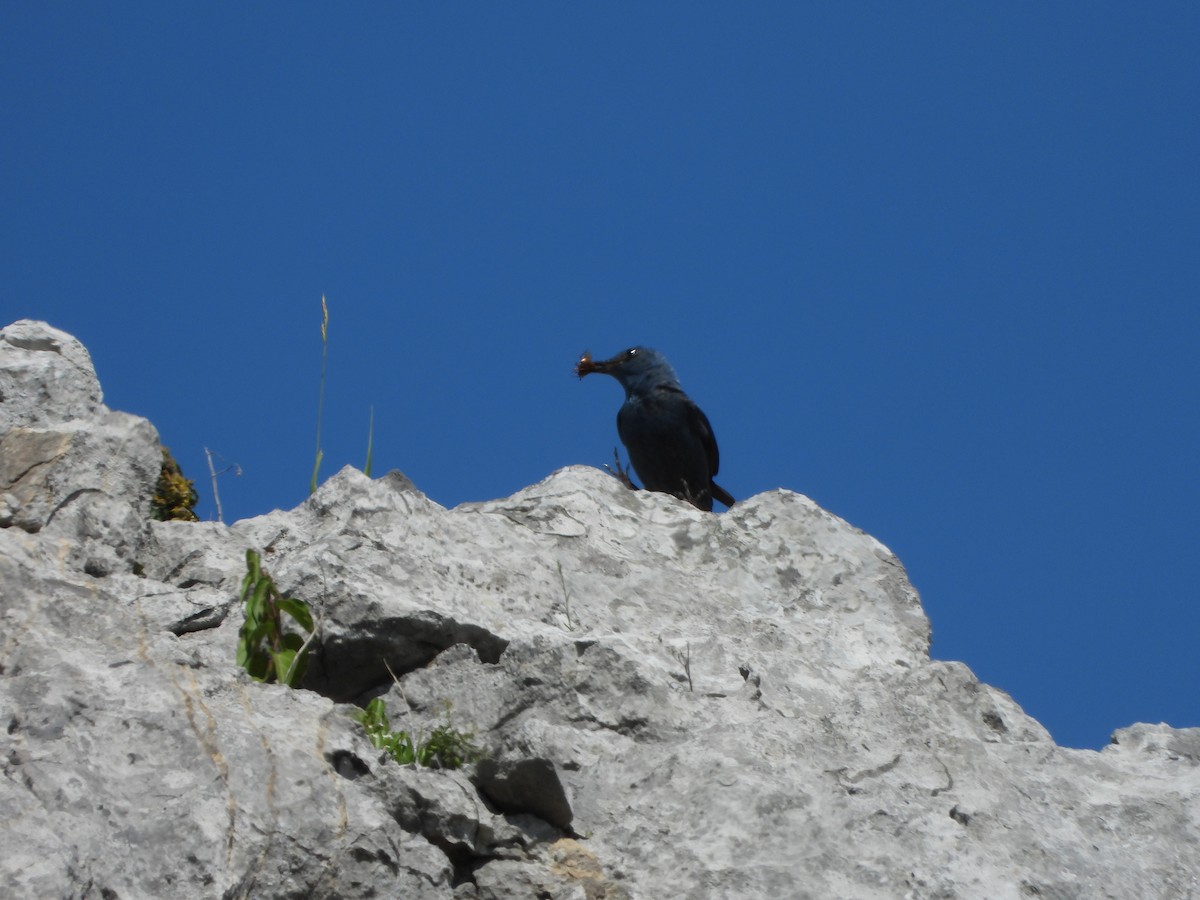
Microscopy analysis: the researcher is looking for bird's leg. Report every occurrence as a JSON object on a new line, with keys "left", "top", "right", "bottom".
{"left": 604, "top": 448, "right": 638, "bottom": 490}
{"left": 680, "top": 481, "right": 702, "bottom": 509}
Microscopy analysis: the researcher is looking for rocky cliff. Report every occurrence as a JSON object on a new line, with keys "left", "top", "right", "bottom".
{"left": 1, "top": 319, "right": 1197, "bottom": 899}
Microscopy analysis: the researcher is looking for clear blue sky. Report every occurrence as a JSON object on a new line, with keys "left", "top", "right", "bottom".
{"left": 3, "top": 5, "right": 1197, "bottom": 750}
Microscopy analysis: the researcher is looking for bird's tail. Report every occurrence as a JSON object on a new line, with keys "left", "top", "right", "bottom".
{"left": 711, "top": 482, "right": 735, "bottom": 509}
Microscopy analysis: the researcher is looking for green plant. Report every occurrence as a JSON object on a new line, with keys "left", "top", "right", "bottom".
{"left": 364, "top": 404, "right": 375, "bottom": 478}
{"left": 354, "top": 697, "right": 484, "bottom": 769}
{"left": 310, "top": 294, "right": 329, "bottom": 495}
{"left": 307, "top": 296, "right": 378, "bottom": 490}
{"left": 237, "top": 550, "right": 315, "bottom": 687}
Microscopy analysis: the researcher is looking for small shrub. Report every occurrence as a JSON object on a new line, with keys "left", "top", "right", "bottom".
{"left": 354, "top": 697, "right": 484, "bottom": 769}
{"left": 237, "top": 550, "right": 314, "bottom": 687}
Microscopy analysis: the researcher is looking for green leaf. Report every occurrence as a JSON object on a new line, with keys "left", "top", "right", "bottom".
{"left": 393, "top": 734, "right": 417, "bottom": 765}
{"left": 280, "top": 632, "right": 304, "bottom": 651}
{"left": 362, "top": 697, "right": 389, "bottom": 730}
{"left": 278, "top": 598, "right": 314, "bottom": 632}
{"left": 272, "top": 649, "right": 296, "bottom": 682}
{"left": 281, "top": 642, "right": 310, "bottom": 686}
{"left": 251, "top": 577, "right": 271, "bottom": 612}
{"left": 309, "top": 449, "right": 324, "bottom": 495}
{"left": 248, "top": 620, "right": 272, "bottom": 647}
{"left": 245, "top": 651, "right": 271, "bottom": 681}
{"left": 415, "top": 741, "right": 435, "bottom": 767}
{"left": 245, "top": 549, "right": 260, "bottom": 583}
{"left": 291, "top": 658, "right": 309, "bottom": 686}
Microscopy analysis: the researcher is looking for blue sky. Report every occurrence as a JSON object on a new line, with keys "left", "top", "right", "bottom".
{"left": 3, "top": 5, "right": 1197, "bottom": 750}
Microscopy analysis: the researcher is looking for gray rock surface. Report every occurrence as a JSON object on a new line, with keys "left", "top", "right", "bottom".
{"left": 0, "top": 320, "right": 159, "bottom": 576}
{"left": 2, "top": 319, "right": 1198, "bottom": 899}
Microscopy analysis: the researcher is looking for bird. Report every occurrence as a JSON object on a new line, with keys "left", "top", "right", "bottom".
{"left": 575, "top": 346, "right": 734, "bottom": 512}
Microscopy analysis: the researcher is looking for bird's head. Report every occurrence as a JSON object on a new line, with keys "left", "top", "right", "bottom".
{"left": 575, "top": 346, "right": 681, "bottom": 396}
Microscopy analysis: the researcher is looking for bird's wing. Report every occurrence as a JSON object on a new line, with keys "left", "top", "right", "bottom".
{"left": 685, "top": 398, "right": 721, "bottom": 478}
{"left": 615, "top": 402, "right": 633, "bottom": 447}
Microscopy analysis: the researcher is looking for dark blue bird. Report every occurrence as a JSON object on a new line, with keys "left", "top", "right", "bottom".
{"left": 576, "top": 346, "right": 734, "bottom": 511}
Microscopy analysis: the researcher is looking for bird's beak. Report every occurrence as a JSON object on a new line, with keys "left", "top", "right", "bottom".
{"left": 575, "top": 351, "right": 610, "bottom": 378}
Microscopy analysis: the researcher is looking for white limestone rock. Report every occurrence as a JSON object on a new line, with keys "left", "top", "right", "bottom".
{"left": 0, "top": 319, "right": 103, "bottom": 430}
{"left": 0, "top": 319, "right": 160, "bottom": 575}
{"left": 1, "top": 320, "right": 1198, "bottom": 899}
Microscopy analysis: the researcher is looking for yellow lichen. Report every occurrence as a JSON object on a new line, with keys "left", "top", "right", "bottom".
{"left": 152, "top": 446, "right": 198, "bottom": 522}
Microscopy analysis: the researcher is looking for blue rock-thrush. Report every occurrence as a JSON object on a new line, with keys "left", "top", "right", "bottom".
{"left": 576, "top": 346, "right": 734, "bottom": 512}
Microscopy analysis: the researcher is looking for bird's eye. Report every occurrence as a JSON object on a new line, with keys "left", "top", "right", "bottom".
{"left": 626, "top": 348, "right": 637, "bottom": 357}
